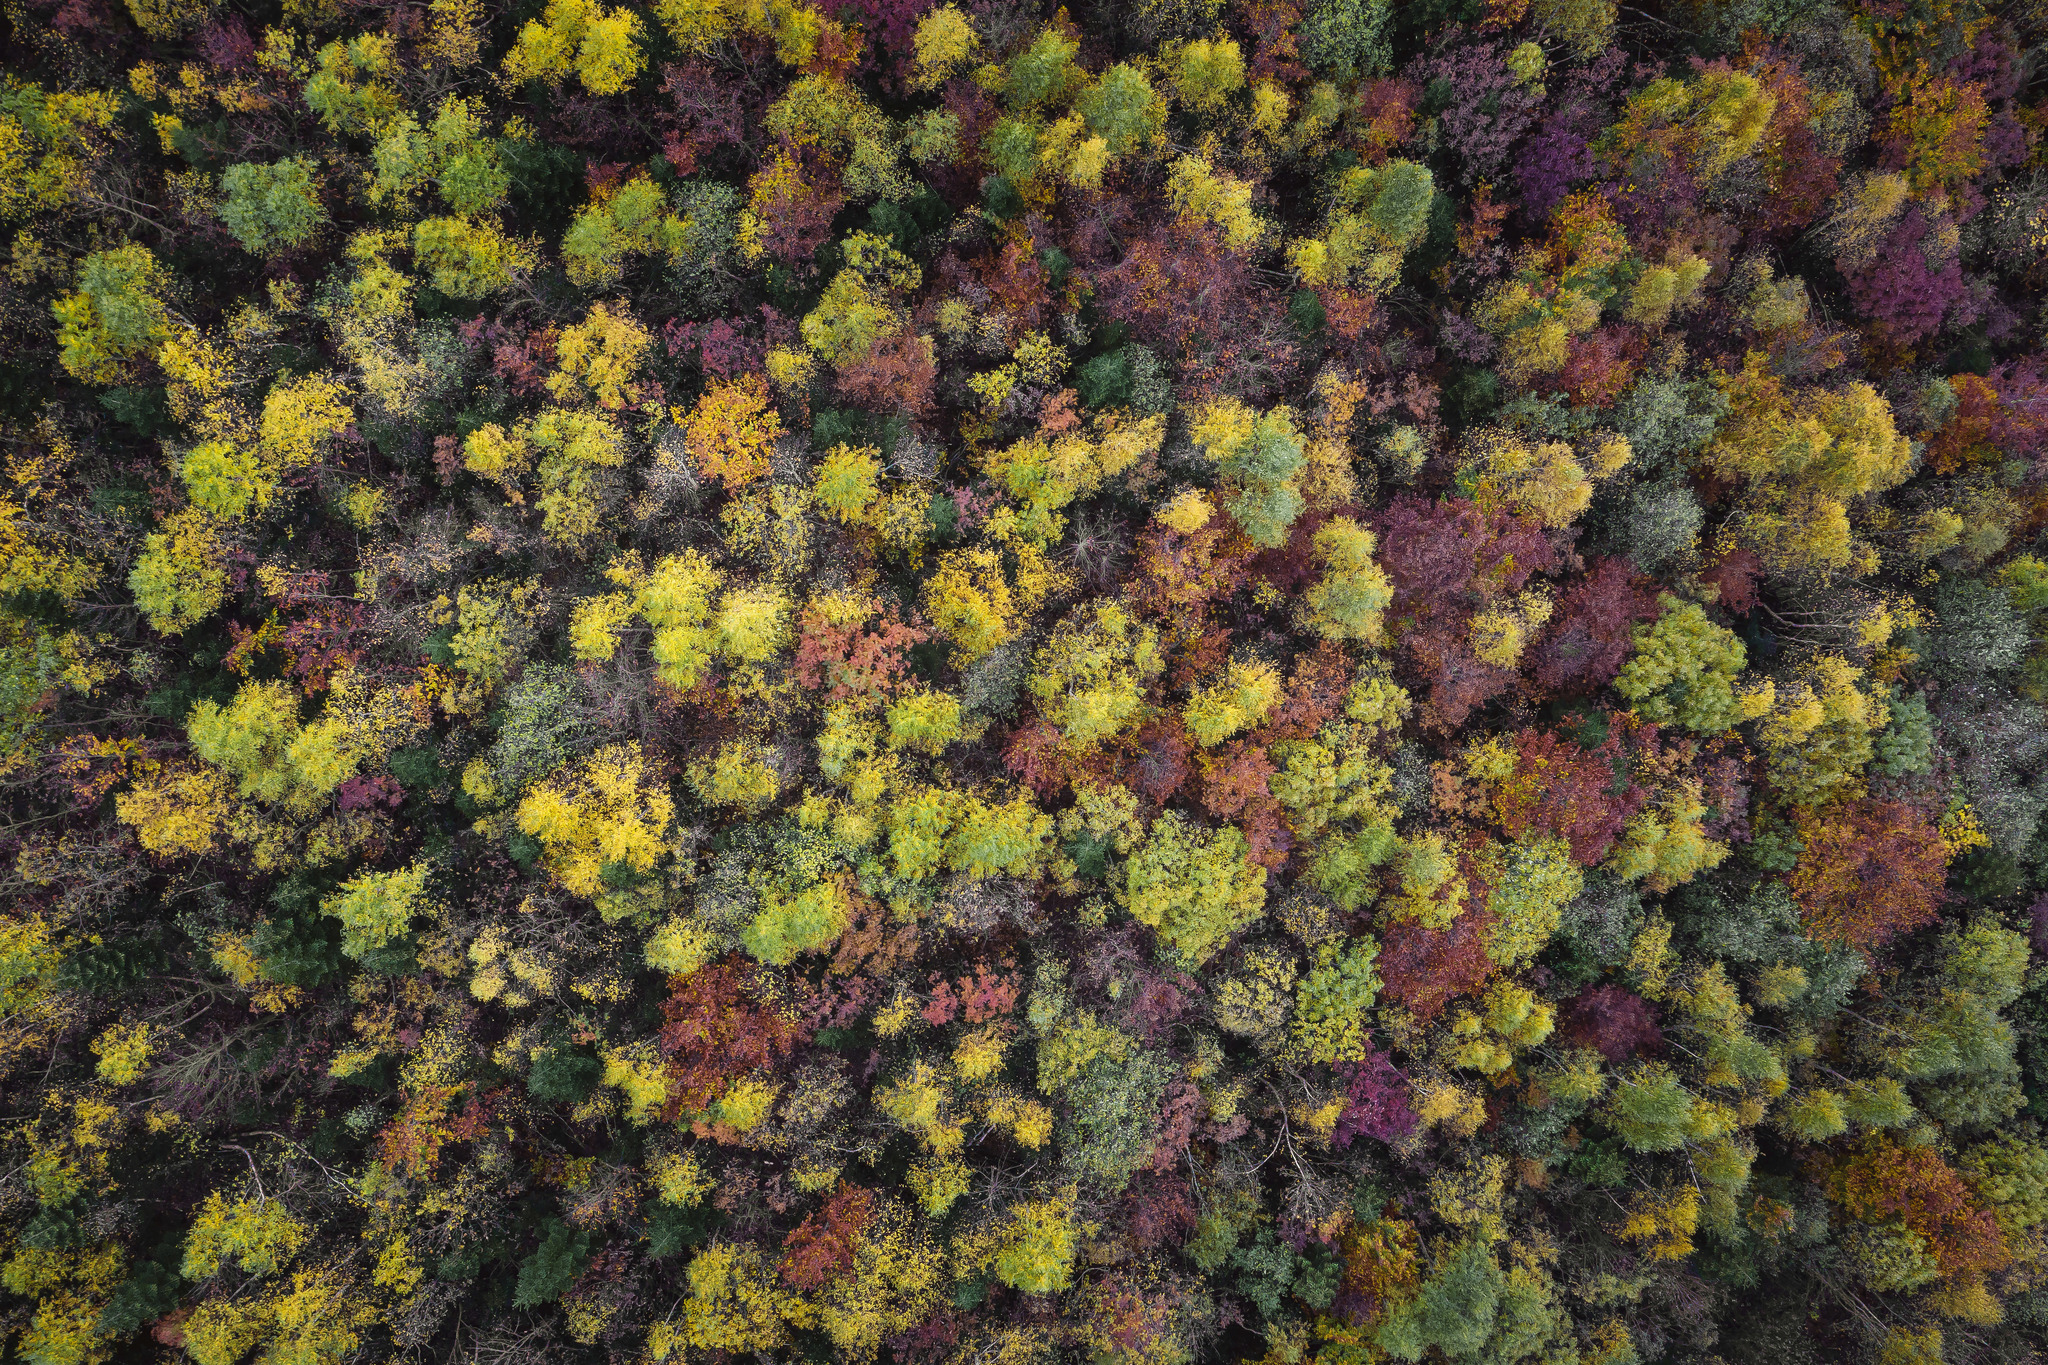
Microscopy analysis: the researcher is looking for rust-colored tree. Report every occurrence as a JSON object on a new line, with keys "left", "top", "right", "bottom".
{"left": 1788, "top": 799, "right": 1946, "bottom": 951}
{"left": 659, "top": 959, "right": 802, "bottom": 1117}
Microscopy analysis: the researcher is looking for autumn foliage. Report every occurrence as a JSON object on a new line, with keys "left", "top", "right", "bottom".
{"left": 4, "top": 1, "right": 2046, "bottom": 1362}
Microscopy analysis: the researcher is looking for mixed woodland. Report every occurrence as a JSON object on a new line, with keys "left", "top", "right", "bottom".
{"left": 2, "top": 0, "right": 2048, "bottom": 1360}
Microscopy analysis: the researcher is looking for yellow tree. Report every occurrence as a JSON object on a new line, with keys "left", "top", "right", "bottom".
{"left": 515, "top": 743, "right": 675, "bottom": 898}
{"left": 1707, "top": 355, "right": 1913, "bottom": 578}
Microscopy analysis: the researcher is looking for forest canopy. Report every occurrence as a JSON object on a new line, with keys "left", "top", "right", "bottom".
{"left": 0, "top": 0, "right": 2047, "bottom": 1363}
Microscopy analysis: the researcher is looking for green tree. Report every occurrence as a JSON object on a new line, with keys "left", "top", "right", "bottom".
{"left": 1303, "top": 517, "right": 1394, "bottom": 641}
{"left": 1376, "top": 1240, "right": 1504, "bottom": 1361}
{"left": 1076, "top": 64, "right": 1166, "bottom": 155}
{"left": 129, "top": 508, "right": 228, "bottom": 634}
{"left": 1027, "top": 601, "right": 1164, "bottom": 746}
{"left": 990, "top": 1189, "right": 1084, "bottom": 1293}
{"left": 560, "top": 174, "right": 690, "bottom": 287}
{"left": 1291, "top": 160, "right": 1435, "bottom": 291}
{"left": 1607, "top": 1062, "right": 1695, "bottom": 1152}
{"left": 412, "top": 216, "right": 536, "bottom": 299}
{"left": 1297, "top": 0, "right": 1391, "bottom": 81}
{"left": 1614, "top": 595, "right": 1763, "bottom": 732}
{"left": 512, "top": 1219, "right": 591, "bottom": 1307}
{"left": 1289, "top": 937, "right": 1382, "bottom": 1063}
{"left": 742, "top": 881, "right": 850, "bottom": 964}
{"left": 321, "top": 863, "right": 430, "bottom": 960}
{"left": 1191, "top": 400, "right": 1306, "bottom": 546}
{"left": 218, "top": 159, "right": 326, "bottom": 254}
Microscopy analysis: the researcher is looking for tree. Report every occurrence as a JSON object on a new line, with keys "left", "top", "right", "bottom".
{"left": 1472, "top": 193, "right": 1629, "bottom": 380}
{"left": 1298, "top": 0, "right": 1392, "bottom": 82}
{"left": 1606, "top": 1061, "right": 1695, "bottom": 1152}
{"left": 53, "top": 246, "right": 171, "bottom": 383}
{"left": 680, "top": 1242, "right": 793, "bottom": 1351}
{"left": 1190, "top": 400, "right": 1305, "bottom": 548}
{"left": 660, "top": 962, "right": 801, "bottom": 1114}
{"left": 1787, "top": 799, "right": 1945, "bottom": 951}
{"left": 1159, "top": 155, "right": 1263, "bottom": 253}
{"left": 183, "top": 1193, "right": 311, "bottom": 1279}
{"left": 813, "top": 443, "right": 882, "bottom": 522}
{"left": 548, "top": 300, "right": 652, "bottom": 408}
{"left": 1529, "top": 558, "right": 1660, "bottom": 694}
{"left": 515, "top": 743, "right": 674, "bottom": 899}
{"left": 1372, "top": 494, "right": 1559, "bottom": 731}
{"left": 503, "top": 0, "right": 647, "bottom": 94}
{"left": 1185, "top": 660, "right": 1282, "bottom": 747}
{"left": 513, "top": 1219, "right": 592, "bottom": 1307}
{"left": 1077, "top": 63, "right": 1166, "bottom": 158}
{"left": 1607, "top": 780, "right": 1728, "bottom": 892}
{"left": 1826, "top": 1135, "right": 2009, "bottom": 1278}
{"left": 302, "top": 34, "right": 403, "bottom": 134}
{"left": 117, "top": 762, "right": 232, "bottom": 856}
{"left": 803, "top": 270, "right": 896, "bottom": 368}
{"left": 1291, "top": 160, "right": 1435, "bottom": 291}
{"left": 1614, "top": 596, "right": 1765, "bottom": 733}
{"left": 321, "top": 863, "right": 430, "bottom": 960}
{"left": 412, "top": 215, "right": 537, "bottom": 298}
{"left": 911, "top": 5, "right": 976, "bottom": 86}
{"left": 1459, "top": 428, "right": 1602, "bottom": 529}
{"left": 1706, "top": 356, "right": 1913, "bottom": 577}
{"left": 743, "top": 876, "right": 851, "bottom": 963}
{"left": 129, "top": 509, "right": 229, "bottom": 636}
{"left": 685, "top": 374, "right": 782, "bottom": 490}
{"left": 1028, "top": 601, "right": 1163, "bottom": 746}
{"left": 1530, "top": 0, "right": 1616, "bottom": 57}
{"left": 1118, "top": 812, "right": 1267, "bottom": 966}
{"left": 217, "top": 159, "right": 326, "bottom": 254}
{"left": 1289, "top": 937, "right": 1382, "bottom": 1063}
{"left": 1753, "top": 654, "right": 1888, "bottom": 807}
{"left": 562, "top": 174, "right": 691, "bottom": 285}
{"left": 1470, "top": 725, "right": 1647, "bottom": 865}
{"left": 1302, "top": 518, "right": 1394, "bottom": 641}
{"left": 1376, "top": 1239, "right": 1502, "bottom": 1361}
{"left": 1480, "top": 835, "right": 1583, "bottom": 965}
{"left": 989, "top": 1189, "right": 1085, "bottom": 1293}
{"left": 923, "top": 548, "right": 1021, "bottom": 663}
{"left": 181, "top": 441, "right": 274, "bottom": 520}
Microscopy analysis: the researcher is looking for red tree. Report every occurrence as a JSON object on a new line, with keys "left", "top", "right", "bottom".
{"left": 780, "top": 1184, "right": 878, "bottom": 1290}
{"left": 1377, "top": 907, "right": 1496, "bottom": 1024}
{"left": 1561, "top": 984, "right": 1663, "bottom": 1063}
{"left": 1483, "top": 723, "right": 1649, "bottom": 865}
{"left": 834, "top": 328, "right": 937, "bottom": 414}
{"left": 1528, "top": 557, "right": 1660, "bottom": 695}
{"left": 1373, "top": 495, "right": 1558, "bottom": 732}
{"left": 794, "top": 601, "right": 929, "bottom": 702}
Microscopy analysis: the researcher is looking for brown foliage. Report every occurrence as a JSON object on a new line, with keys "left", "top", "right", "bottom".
{"left": 1117, "top": 717, "right": 1196, "bottom": 804}
{"left": 780, "top": 1183, "right": 878, "bottom": 1291}
{"left": 834, "top": 328, "right": 937, "bottom": 414}
{"left": 1377, "top": 907, "right": 1496, "bottom": 1023}
{"left": 1482, "top": 722, "right": 1649, "bottom": 864}
{"left": 1826, "top": 1135, "right": 2009, "bottom": 1277}
{"left": 1529, "top": 557, "right": 1661, "bottom": 695}
{"left": 659, "top": 960, "right": 802, "bottom": 1116}
{"left": 793, "top": 601, "right": 929, "bottom": 702}
{"left": 1131, "top": 518, "right": 1254, "bottom": 620}
{"left": 1788, "top": 799, "right": 1946, "bottom": 951}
